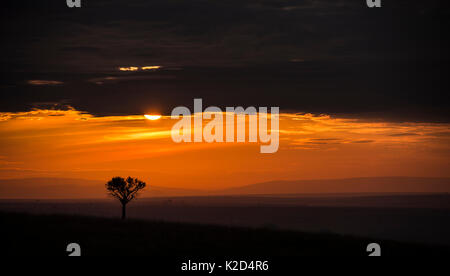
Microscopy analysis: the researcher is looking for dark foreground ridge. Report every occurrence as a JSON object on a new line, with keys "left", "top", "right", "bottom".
{"left": 1, "top": 212, "right": 448, "bottom": 256}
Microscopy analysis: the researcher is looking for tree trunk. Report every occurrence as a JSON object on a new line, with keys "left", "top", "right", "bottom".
{"left": 121, "top": 203, "right": 126, "bottom": 220}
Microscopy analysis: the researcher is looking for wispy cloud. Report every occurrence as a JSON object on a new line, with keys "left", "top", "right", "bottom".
{"left": 27, "top": 80, "right": 64, "bottom": 86}
{"left": 89, "top": 75, "right": 174, "bottom": 85}
{"left": 118, "top": 66, "right": 162, "bottom": 72}
{"left": 118, "top": 67, "right": 139, "bottom": 72}
{"left": 141, "top": 66, "right": 162, "bottom": 70}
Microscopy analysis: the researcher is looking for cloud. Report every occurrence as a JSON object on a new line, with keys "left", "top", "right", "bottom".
{"left": 431, "top": 132, "right": 450, "bottom": 137}
{"left": 27, "top": 80, "right": 64, "bottom": 86}
{"left": 1, "top": 0, "right": 448, "bottom": 122}
{"left": 351, "top": 140, "right": 375, "bottom": 144}
{"left": 61, "top": 46, "right": 103, "bottom": 53}
{"left": 88, "top": 74, "right": 175, "bottom": 85}
{"left": 118, "top": 67, "right": 139, "bottom": 72}
{"left": 389, "top": 133, "right": 420, "bottom": 137}
{"left": 141, "top": 66, "right": 162, "bottom": 70}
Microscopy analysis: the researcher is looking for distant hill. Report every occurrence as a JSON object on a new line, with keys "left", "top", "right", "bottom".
{"left": 218, "top": 177, "right": 450, "bottom": 195}
{"left": 0, "top": 178, "right": 105, "bottom": 199}
{"left": 1, "top": 177, "right": 449, "bottom": 199}
{"left": 0, "top": 178, "right": 203, "bottom": 199}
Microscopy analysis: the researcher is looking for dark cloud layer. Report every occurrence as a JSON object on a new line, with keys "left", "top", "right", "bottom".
{"left": 1, "top": 0, "right": 449, "bottom": 121}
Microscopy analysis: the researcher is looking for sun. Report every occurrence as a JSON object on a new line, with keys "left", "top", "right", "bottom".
{"left": 144, "top": 114, "right": 162, "bottom": 121}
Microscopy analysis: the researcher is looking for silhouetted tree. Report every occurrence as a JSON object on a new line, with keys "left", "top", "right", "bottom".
{"left": 106, "top": 176, "right": 146, "bottom": 220}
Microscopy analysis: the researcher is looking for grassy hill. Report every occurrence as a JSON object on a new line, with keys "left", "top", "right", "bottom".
{"left": 1, "top": 212, "right": 448, "bottom": 256}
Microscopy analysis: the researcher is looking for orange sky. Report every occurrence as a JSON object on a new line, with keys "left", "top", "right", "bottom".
{"left": 0, "top": 108, "right": 449, "bottom": 190}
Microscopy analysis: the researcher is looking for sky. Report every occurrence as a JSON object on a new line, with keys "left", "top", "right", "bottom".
{"left": 0, "top": 0, "right": 449, "bottom": 194}
{"left": 0, "top": 109, "right": 449, "bottom": 190}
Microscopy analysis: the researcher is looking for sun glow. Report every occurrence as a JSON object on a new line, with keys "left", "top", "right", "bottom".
{"left": 144, "top": 114, "right": 162, "bottom": 121}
